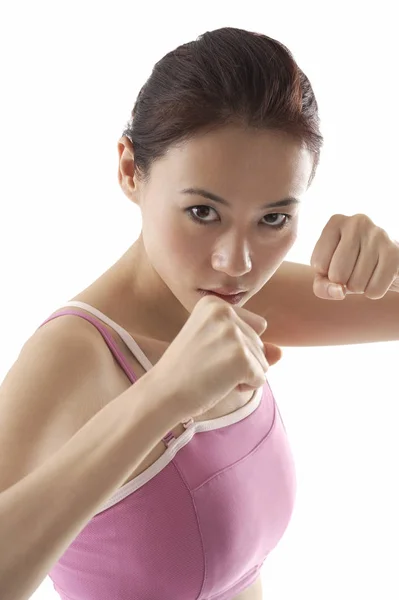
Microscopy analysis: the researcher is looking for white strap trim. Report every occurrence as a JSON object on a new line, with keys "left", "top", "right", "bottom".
{"left": 97, "top": 385, "right": 264, "bottom": 513}
{"left": 59, "top": 301, "right": 154, "bottom": 372}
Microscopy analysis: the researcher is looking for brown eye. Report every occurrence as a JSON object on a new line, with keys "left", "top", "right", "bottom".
{"left": 186, "top": 206, "right": 218, "bottom": 224}
{"left": 262, "top": 214, "right": 290, "bottom": 229}
{"left": 186, "top": 206, "right": 292, "bottom": 230}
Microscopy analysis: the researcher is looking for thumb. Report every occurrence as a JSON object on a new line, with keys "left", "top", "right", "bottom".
{"left": 313, "top": 273, "right": 347, "bottom": 300}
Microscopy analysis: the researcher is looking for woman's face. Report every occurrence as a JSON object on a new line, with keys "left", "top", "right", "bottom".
{"left": 123, "top": 125, "right": 314, "bottom": 315}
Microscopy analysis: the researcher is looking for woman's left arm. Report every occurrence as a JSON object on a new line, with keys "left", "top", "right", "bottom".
{"left": 247, "top": 214, "right": 399, "bottom": 347}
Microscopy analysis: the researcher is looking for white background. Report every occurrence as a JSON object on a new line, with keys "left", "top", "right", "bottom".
{"left": 1, "top": 1, "right": 398, "bottom": 598}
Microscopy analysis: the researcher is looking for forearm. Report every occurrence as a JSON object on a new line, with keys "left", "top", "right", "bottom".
{"left": 251, "top": 261, "right": 399, "bottom": 347}
{"left": 0, "top": 371, "right": 179, "bottom": 600}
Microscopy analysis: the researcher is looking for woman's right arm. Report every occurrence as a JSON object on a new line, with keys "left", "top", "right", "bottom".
{"left": 0, "top": 318, "right": 181, "bottom": 600}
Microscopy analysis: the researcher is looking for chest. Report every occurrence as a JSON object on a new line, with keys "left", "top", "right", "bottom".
{"left": 95, "top": 326, "right": 267, "bottom": 600}
{"left": 99, "top": 323, "right": 255, "bottom": 488}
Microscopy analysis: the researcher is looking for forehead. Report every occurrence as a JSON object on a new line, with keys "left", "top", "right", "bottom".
{"left": 150, "top": 125, "right": 313, "bottom": 199}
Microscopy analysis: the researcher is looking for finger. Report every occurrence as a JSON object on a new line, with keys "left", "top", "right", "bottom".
{"left": 236, "top": 319, "right": 269, "bottom": 372}
{"left": 313, "top": 273, "right": 347, "bottom": 300}
{"left": 311, "top": 216, "right": 342, "bottom": 276}
{"left": 344, "top": 235, "right": 379, "bottom": 292}
{"left": 237, "top": 347, "right": 269, "bottom": 392}
{"left": 327, "top": 235, "right": 361, "bottom": 285}
{"left": 233, "top": 305, "right": 268, "bottom": 337}
{"left": 364, "top": 252, "right": 399, "bottom": 299}
{"left": 210, "top": 299, "right": 268, "bottom": 370}
{"left": 264, "top": 342, "right": 283, "bottom": 366}
{"left": 234, "top": 314, "right": 282, "bottom": 368}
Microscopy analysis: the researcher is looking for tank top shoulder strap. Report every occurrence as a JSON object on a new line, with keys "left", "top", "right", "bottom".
{"left": 37, "top": 301, "right": 190, "bottom": 445}
{"left": 62, "top": 302, "right": 154, "bottom": 371}
{"left": 37, "top": 301, "right": 153, "bottom": 384}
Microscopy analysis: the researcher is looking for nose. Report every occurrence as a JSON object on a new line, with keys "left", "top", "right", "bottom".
{"left": 211, "top": 236, "right": 252, "bottom": 277}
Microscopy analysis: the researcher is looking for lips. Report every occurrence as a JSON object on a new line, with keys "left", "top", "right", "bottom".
{"left": 198, "top": 289, "right": 247, "bottom": 304}
{"left": 202, "top": 288, "right": 247, "bottom": 295}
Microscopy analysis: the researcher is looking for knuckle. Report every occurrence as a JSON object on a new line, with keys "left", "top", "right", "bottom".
{"left": 204, "top": 295, "right": 235, "bottom": 317}
{"left": 353, "top": 213, "right": 372, "bottom": 232}
{"left": 199, "top": 293, "right": 218, "bottom": 305}
{"left": 230, "top": 325, "right": 244, "bottom": 342}
{"left": 367, "top": 227, "right": 383, "bottom": 244}
{"left": 327, "top": 213, "right": 345, "bottom": 227}
{"left": 216, "top": 316, "right": 240, "bottom": 343}
{"left": 234, "top": 342, "right": 250, "bottom": 364}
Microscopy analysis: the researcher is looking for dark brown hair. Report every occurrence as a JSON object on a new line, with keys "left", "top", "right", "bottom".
{"left": 122, "top": 27, "right": 323, "bottom": 185}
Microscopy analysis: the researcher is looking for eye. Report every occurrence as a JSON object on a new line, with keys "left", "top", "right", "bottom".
{"left": 262, "top": 213, "right": 291, "bottom": 229}
{"left": 187, "top": 206, "right": 218, "bottom": 223}
{"left": 186, "top": 206, "right": 292, "bottom": 231}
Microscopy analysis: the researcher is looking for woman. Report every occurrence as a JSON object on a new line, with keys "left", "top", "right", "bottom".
{"left": 2, "top": 26, "right": 398, "bottom": 600}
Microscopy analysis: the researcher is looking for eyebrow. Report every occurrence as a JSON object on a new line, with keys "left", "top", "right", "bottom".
{"left": 180, "top": 187, "right": 300, "bottom": 210}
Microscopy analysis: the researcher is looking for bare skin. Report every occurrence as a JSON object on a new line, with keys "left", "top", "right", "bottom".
{"left": 65, "top": 125, "right": 313, "bottom": 598}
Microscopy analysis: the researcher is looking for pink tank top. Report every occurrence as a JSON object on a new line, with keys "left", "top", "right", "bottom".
{"left": 39, "top": 301, "right": 296, "bottom": 600}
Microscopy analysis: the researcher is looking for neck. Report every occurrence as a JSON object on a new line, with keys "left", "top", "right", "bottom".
{"left": 109, "top": 237, "right": 190, "bottom": 342}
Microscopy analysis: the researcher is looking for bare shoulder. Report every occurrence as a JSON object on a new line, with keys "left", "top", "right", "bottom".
{"left": 0, "top": 312, "right": 120, "bottom": 492}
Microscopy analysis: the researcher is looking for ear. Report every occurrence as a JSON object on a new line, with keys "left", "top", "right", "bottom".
{"left": 117, "top": 136, "right": 141, "bottom": 206}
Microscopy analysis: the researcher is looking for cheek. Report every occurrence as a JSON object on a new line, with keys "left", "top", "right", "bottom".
{"left": 257, "top": 228, "right": 298, "bottom": 269}
{"left": 277, "top": 230, "right": 297, "bottom": 256}
{"left": 154, "top": 218, "right": 200, "bottom": 266}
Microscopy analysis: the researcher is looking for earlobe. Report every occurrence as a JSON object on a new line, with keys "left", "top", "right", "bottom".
{"left": 118, "top": 170, "right": 140, "bottom": 206}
